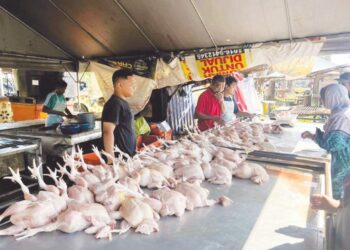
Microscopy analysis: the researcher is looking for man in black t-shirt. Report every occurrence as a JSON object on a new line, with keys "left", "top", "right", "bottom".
{"left": 101, "top": 68, "right": 136, "bottom": 161}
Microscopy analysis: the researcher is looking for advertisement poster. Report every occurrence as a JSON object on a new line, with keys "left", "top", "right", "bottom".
{"left": 180, "top": 48, "right": 248, "bottom": 80}
{"left": 98, "top": 57, "right": 157, "bottom": 79}
{"left": 195, "top": 48, "right": 248, "bottom": 78}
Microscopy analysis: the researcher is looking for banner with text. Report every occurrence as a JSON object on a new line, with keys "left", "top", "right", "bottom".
{"left": 194, "top": 49, "right": 248, "bottom": 79}
{"left": 180, "top": 48, "right": 248, "bottom": 81}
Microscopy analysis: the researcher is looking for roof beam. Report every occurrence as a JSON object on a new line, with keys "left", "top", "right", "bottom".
{"left": 189, "top": 0, "right": 217, "bottom": 49}
{"left": 49, "top": 0, "right": 115, "bottom": 56}
{"left": 283, "top": 0, "right": 293, "bottom": 42}
{"left": 0, "top": 51, "right": 73, "bottom": 63}
{"left": 112, "top": 0, "right": 159, "bottom": 52}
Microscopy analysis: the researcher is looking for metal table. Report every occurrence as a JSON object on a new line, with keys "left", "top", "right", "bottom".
{"left": 0, "top": 136, "right": 40, "bottom": 157}
{"left": 0, "top": 134, "right": 42, "bottom": 216}
{"left": 266, "top": 122, "right": 327, "bottom": 158}
{"left": 4, "top": 122, "right": 101, "bottom": 156}
{"left": 0, "top": 165, "right": 325, "bottom": 250}
{"left": 9, "top": 122, "right": 101, "bottom": 145}
{"left": 0, "top": 119, "right": 45, "bottom": 132}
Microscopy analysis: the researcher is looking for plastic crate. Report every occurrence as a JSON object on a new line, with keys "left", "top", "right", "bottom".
{"left": 83, "top": 152, "right": 101, "bottom": 166}
{"left": 137, "top": 135, "right": 162, "bottom": 151}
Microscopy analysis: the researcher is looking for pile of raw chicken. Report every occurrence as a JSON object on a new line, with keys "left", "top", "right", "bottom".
{"left": 0, "top": 122, "right": 276, "bottom": 241}
{"left": 204, "top": 121, "right": 282, "bottom": 152}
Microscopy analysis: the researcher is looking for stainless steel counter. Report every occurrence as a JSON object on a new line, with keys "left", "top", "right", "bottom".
{"left": 0, "top": 119, "right": 45, "bottom": 131}
{"left": 4, "top": 122, "right": 101, "bottom": 156}
{"left": 0, "top": 134, "right": 41, "bottom": 158}
{"left": 13, "top": 122, "right": 102, "bottom": 145}
{"left": 0, "top": 165, "right": 325, "bottom": 250}
{"left": 266, "top": 122, "right": 327, "bottom": 158}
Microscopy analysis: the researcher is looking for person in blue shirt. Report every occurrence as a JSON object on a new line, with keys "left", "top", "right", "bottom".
{"left": 43, "top": 79, "right": 75, "bottom": 127}
{"left": 302, "top": 84, "right": 350, "bottom": 199}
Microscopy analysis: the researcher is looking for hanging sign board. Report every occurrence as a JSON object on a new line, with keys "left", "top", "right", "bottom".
{"left": 98, "top": 58, "right": 157, "bottom": 79}
{"left": 195, "top": 49, "right": 248, "bottom": 78}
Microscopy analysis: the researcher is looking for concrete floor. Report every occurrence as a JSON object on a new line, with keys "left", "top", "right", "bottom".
{"left": 0, "top": 166, "right": 323, "bottom": 250}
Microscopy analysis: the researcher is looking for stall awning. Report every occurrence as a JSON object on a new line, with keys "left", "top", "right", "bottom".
{"left": 1, "top": 0, "right": 350, "bottom": 61}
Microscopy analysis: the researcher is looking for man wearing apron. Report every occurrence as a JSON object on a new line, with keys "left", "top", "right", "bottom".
{"left": 43, "top": 79, "right": 75, "bottom": 127}
{"left": 222, "top": 76, "right": 252, "bottom": 123}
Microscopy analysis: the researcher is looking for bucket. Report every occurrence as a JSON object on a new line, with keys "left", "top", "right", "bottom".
{"left": 262, "top": 101, "right": 276, "bottom": 115}
{"left": 77, "top": 112, "right": 95, "bottom": 129}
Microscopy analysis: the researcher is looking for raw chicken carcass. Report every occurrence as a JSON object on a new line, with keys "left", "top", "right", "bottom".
{"left": 51, "top": 162, "right": 94, "bottom": 204}
{"left": 271, "top": 124, "right": 283, "bottom": 134}
{"left": 151, "top": 187, "right": 187, "bottom": 217}
{"left": 142, "top": 197, "right": 162, "bottom": 214}
{"left": 263, "top": 124, "right": 283, "bottom": 135}
{"left": 0, "top": 200, "right": 32, "bottom": 224}
{"left": 57, "top": 163, "right": 101, "bottom": 190}
{"left": 175, "top": 181, "right": 216, "bottom": 211}
{"left": 146, "top": 162, "right": 174, "bottom": 179}
{"left": 0, "top": 178, "right": 68, "bottom": 236}
{"left": 257, "top": 141, "right": 277, "bottom": 152}
{"left": 215, "top": 148, "right": 246, "bottom": 165}
{"left": 119, "top": 197, "right": 160, "bottom": 235}
{"left": 14, "top": 201, "right": 116, "bottom": 240}
{"left": 201, "top": 162, "right": 232, "bottom": 185}
{"left": 174, "top": 163, "right": 205, "bottom": 183}
{"left": 119, "top": 176, "right": 144, "bottom": 194}
{"left": 250, "top": 123, "right": 264, "bottom": 136}
{"left": 210, "top": 156, "right": 238, "bottom": 173}
{"left": 5, "top": 166, "right": 56, "bottom": 202}
{"left": 134, "top": 168, "right": 170, "bottom": 189}
{"left": 68, "top": 184, "right": 95, "bottom": 204}
{"left": 233, "top": 162, "right": 269, "bottom": 184}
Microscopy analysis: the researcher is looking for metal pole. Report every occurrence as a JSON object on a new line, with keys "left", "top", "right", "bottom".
{"left": 283, "top": 0, "right": 293, "bottom": 42}
{"left": 76, "top": 61, "right": 80, "bottom": 108}
{"left": 189, "top": 0, "right": 217, "bottom": 49}
{"left": 0, "top": 6, "right": 74, "bottom": 59}
{"left": 112, "top": 0, "right": 159, "bottom": 52}
{"left": 324, "top": 161, "right": 334, "bottom": 250}
{"left": 0, "top": 51, "right": 73, "bottom": 63}
{"left": 48, "top": 0, "right": 115, "bottom": 55}
{"left": 0, "top": 69, "right": 4, "bottom": 97}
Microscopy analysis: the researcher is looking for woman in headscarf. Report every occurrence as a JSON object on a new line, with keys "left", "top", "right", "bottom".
{"left": 302, "top": 83, "right": 350, "bottom": 199}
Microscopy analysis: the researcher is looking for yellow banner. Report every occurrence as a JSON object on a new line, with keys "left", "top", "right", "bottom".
{"left": 180, "top": 59, "right": 192, "bottom": 80}
{"left": 195, "top": 49, "right": 248, "bottom": 78}
{"left": 180, "top": 49, "right": 248, "bottom": 80}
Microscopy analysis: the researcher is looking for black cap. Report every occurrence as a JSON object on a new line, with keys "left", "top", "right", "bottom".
{"left": 338, "top": 72, "right": 350, "bottom": 83}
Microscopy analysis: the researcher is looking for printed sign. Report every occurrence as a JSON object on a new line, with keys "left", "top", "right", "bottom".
{"left": 195, "top": 49, "right": 248, "bottom": 78}
{"left": 98, "top": 58, "right": 157, "bottom": 79}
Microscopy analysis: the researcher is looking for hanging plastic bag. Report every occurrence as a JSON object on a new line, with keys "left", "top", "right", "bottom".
{"left": 134, "top": 116, "right": 151, "bottom": 137}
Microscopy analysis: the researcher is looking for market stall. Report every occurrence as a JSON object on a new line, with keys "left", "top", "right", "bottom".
{"left": 0, "top": 119, "right": 332, "bottom": 250}
{"left": 1, "top": 1, "right": 350, "bottom": 249}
